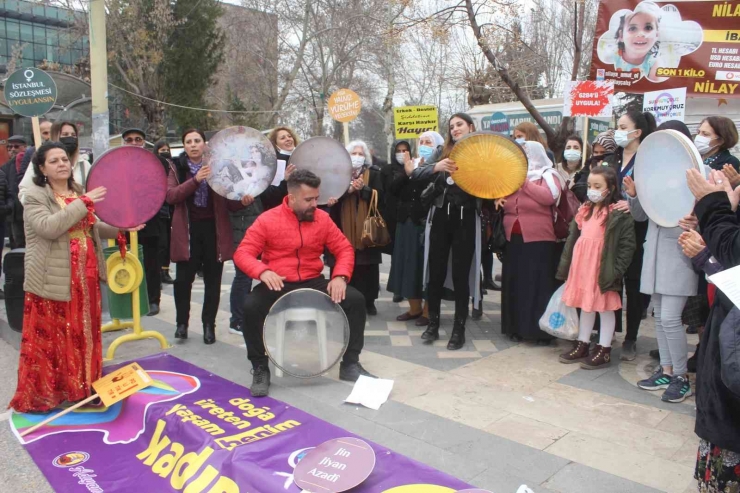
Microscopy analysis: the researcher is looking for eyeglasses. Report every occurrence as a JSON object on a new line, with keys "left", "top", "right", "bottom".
{"left": 124, "top": 136, "right": 144, "bottom": 144}
{"left": 6, "top": 144, "right": 22, "bottom": 150}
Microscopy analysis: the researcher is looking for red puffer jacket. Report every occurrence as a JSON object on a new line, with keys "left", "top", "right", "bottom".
{"left": 234, "top": 196, "right": 354, "bottom": 283}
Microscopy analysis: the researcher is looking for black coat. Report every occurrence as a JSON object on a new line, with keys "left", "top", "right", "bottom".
{"left": 694, "top": 191, "right": 740, "bottom": 452}
{"left": 0, "top": 168, "right": 12, "bottom": 220}
{"left": 1, "top": 158, "right": 23, "bottom": 223}
{"left": 388, "top": 163, "right": 429, "bottom": 225}
{"left": 704, "top": 148, "right": 740, "bottom": 172}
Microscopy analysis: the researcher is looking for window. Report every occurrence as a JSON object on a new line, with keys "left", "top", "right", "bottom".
{"left": 6, "top": 20, "right": 19, "bottom": 41}
{"left": 20, "top": 22, "right": 32, "bottom": 42}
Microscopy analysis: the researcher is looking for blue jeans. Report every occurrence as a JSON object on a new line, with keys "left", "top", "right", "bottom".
{"left": 230, "top": 265, "right": 253, "bottom": 329}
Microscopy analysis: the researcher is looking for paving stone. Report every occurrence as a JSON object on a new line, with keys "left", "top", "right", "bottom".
{"left": 542, "top": 462, "right": 666, "bottom": 493}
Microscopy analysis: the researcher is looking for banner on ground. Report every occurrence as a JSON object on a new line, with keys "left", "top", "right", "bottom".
{"left": 563, "top": 81, "right": 614, "bottom": 117}
{"left": 393, "top": 105, "right": 439, "bottom": 139}
{"left": 589, "top": 0, "right": 740, "bottom": 98}
{"left": 642, "top": 87, "right": 687, "bottom": 125}
{"left": 11, "top": 353, "right": 472, "bottom": 492}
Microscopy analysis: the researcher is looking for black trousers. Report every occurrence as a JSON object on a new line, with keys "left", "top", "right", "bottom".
{"left": 615, "top": 278, "right": 645, "bottom": 341}
{"left": 159, "top": 216, "right": 171, "bottom": 270}
{"left": 242, "top": 277, "right": 366, "bottom": 369}
{"left": 427, "top": 205, "right": 476, "bottom": 318}
{"left": 139, "top": 220, "right": 164, "bottom": 305}
{"left": 174, "top": 221, "right": 223, "bottom": 326}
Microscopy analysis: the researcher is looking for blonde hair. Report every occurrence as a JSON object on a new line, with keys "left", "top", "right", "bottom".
{"left": 268, "top": 126, "right": 300, "bottom": 151}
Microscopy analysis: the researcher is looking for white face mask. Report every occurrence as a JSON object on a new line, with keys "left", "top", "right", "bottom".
{"left": 587, "top": 188, "right": 607, "bottom": 203}
{"left": 515, "top": 137, "right": 526, "bottom": 145}
{"left": 351, "top": 155, "right": 365, "bottom": 168}
{"left": 563, "top": 150, "right": 582, "bottom": 163}
{"left": 281, "top": 148, "right": 293, "bottom": 156}
{"left": 395, "top": 152, "right": 406, "bottom": 164}
{"left": 694, "top": 135, "right": 718, "bottom": 156}
{"left": 614, "top": 129, "right": 637, "bottom": 148}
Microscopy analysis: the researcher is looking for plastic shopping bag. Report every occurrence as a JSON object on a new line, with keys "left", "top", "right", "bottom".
{"left": 539, "top": 284, "right": 578, "bottom": 340}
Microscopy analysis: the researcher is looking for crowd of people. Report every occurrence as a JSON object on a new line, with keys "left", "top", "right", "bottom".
{"left": 3, "top": 109, "right": 739, "bottom": 491}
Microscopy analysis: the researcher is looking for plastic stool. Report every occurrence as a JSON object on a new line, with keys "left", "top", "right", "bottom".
{"left": 274, "top": 308, "right": 328, "bottom": 377}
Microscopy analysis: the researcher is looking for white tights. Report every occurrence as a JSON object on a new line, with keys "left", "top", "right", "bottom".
{"left": 577, "top": 311, "right": 615, "bottom": 347}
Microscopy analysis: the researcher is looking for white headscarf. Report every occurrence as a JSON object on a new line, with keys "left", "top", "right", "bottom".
{"left": 524, "top": 141, "right": 563, "bottom": 200}
{"left": 419, "top": 131, "right": 444, "bottom": 148}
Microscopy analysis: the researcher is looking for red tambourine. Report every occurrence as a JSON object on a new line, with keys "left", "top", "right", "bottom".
{"left": 86, "top": 146, "right": 168, "bottom": 228}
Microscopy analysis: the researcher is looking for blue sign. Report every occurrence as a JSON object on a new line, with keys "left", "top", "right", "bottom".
{"left": 489, "top": 112, "right": 510, "bottom": 134}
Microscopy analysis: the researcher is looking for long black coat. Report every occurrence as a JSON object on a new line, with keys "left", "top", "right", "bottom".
{"left": 694, "top": 191, "right": 740, "bottom": 452}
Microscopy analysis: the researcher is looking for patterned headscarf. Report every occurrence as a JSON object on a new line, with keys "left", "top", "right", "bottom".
{"left": 593, "top": 130, "right": 617, "bottom": 153}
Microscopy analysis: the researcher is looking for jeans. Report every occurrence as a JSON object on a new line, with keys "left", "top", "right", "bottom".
{"left": 229, "top": 265, "right": 253, "bottom": 329}
{"left": 653, "top": 293, "right": 689, "bottom": 376}
{"left": 242, "top": 277, "right": 366, "bottom": 369}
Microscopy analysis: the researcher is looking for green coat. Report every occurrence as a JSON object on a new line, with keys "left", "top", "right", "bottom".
{"left": 556, "top": 207, "right": 637, "bottom": 294}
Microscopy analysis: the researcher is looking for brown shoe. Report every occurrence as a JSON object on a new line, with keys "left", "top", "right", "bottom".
{"left": 559, "top": 341, "right": 590, "bottom": 364}
{"left": 397, "top": 311, "right": 422, "bottom": 321}
{"left": 581, "top": 345, "right": 612, "bottom": 370}
{"left": 415, "top": 316, "right": 430, "bottom": 326}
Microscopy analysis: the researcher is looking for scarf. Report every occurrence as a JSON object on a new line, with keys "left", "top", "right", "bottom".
{"left": 340, "top": 169, "right": 370, "bottom": 250}
{"left": 187, "top": 158, "right": 209, "bottom": 208}
{"left": 525, "top": 141, "right": 562, "bottom": 199}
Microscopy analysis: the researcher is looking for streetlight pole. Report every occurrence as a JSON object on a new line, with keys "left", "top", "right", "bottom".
{"left": 89, "top": 0, "right": 109, "bottom": 158}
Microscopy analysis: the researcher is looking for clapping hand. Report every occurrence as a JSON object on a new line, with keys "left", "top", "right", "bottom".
{"left": 622, "top": 176, "right": 636, "bottom": 198}
{"left": 686, "top": 168, "right": 723, "bottom": 201}
{"left": 433, "top": 158, "right": 457, "bottom": 174}
{"left": 678, "top": 213, "right": 698, "bottom": 231}
{"left": 678, "top": 230, "right": 705, "bottom": 259}
{"left": 722, "top": 164, "right": 740, "bottom": 188}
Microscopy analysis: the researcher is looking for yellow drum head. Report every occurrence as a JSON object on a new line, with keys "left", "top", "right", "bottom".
{"left": 107, "top": 252, "right": 143, "bottom": 294}
{"left": 450, "top": 132, "right": 528, "bottom": 199}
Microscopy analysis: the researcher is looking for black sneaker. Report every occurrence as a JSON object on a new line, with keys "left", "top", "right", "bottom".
{"left": 339, "top": 362, "right": 376, "bottom": 382}
{"left": 637, "top": 368, "right": 672, "bottom": 391}
{"left": 649, "top": 349, "right": 660, "bottom": 360}
{"left": 661, "top": 375, "right": 692, "bottom": 403}
{"left": 228, "top": 323, "right": 242, "bottom": 335}
{"left": 250, "top": 366, "right": 271, "bottom": 397}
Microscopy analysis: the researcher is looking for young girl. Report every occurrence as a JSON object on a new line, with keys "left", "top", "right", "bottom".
{"left": 556, "top": 166, "right": 636, "bottom": 369}
{"left": 614, "top": 1, "right": 666, "bottom": 83}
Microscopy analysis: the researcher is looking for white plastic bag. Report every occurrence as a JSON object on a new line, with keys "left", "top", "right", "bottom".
{"left": 539, "top": 284, "right": 578, "bottom": 340}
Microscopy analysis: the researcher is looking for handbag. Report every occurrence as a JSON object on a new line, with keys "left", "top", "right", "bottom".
{"left": 420, "top": 173, "right": 445, "bottom": 209}
{"left": 361, "top": 189, "right": 391, "bottom": 248}
{"left": 554, "top": 185, "right": 578, "bottom": 240}
{"left": 488, "top": 208, "right": 506, "bottom": 254}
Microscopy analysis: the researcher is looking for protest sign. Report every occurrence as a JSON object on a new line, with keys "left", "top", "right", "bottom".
{"left": 642, "top": 87, "right": 687, "bottom": 125}
{"left": 563, "top": 81, "right": 614, "bottom": 117}
{"left": 393, "top": 105, "right": 439, "bottom": 138}
{"left": 328, "top": 89, "right": 362, "bottom": 123}
{"left": 589, "top": 0, "right": 740, "bottom": 97}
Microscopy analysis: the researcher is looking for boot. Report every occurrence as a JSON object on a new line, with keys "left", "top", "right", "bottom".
{"left": 559, "top": 341, "right": 589, "bottom": 364}
{"left": 161, "top": 269, "right": 174, "bottom": 285}
{"left": 421, "top": 313, "right": 440, "bottom": 341}
{"left": 581, "top": 345, "right": 612, "bottom": 370}
{"left": 174, "top": 324, "right": 188, "bottom": 339}
{"left": 447, "top": 317, "right": 466, "bottom": 350}
{"left": 203, "top": 324, "right": 216, "bottom": 345}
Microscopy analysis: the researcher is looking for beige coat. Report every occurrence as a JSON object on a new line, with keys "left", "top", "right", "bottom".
{"left": 23, "top": 183, "right": 118, "bottom": 301}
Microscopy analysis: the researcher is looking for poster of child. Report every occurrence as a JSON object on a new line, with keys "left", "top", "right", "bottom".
{"left": 596, "top": 1, "right": 703, "bottom": 83}
{"left": 204, "top": 126, "right": 277, "bottom": 200}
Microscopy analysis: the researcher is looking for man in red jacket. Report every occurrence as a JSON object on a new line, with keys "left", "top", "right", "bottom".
{"left": 234, "top": 169, "right": 375, "bottom": 397}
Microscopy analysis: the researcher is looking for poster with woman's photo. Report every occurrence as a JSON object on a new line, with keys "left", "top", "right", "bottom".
{"left": 589, "top": 0, "right": 740, "bottom": 98}
{"left": 204, "top": 126, "right": 277, "bottom": 200}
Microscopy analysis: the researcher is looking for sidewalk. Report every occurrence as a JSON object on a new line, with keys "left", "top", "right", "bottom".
{"left": 0, "top": 256, "right": 701, "bottom": 493}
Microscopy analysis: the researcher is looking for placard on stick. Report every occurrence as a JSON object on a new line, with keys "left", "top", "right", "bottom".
{"left": 3, "top": 67, "right": 58, "bottom": 148}
{"left": 563, "top": 80, "right": 614, "bottom": 118}
{"left": 92, "top": 362, "right": 153, "bottom": 407}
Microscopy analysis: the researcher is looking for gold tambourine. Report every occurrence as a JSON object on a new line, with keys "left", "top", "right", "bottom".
{"left": 106, "top": 252, "right": 144, "bottom": 294}
{"left": 450, "top": 132, "right": 528, "bottom": 199}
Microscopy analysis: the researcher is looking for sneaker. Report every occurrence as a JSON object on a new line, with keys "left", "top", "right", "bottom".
{"left": 339, "top": 362, "right": 376, "bottom": 382}
{"left": 228, "top": 324, "right": 243, "bottom": 335}
{"left": 620, "top": 340, "right": 637, "bottom": 361}
{"left": 637, "top": 368, "right": 672, "bottom": 391}
{"left": 250, "top": 366, "right": 271, "bottom": 397}
{"left": 471, "top": 308, "right": 483, "bottom": 321}
{"left": 661, "top": 375, "right": 692, "bottom": 403}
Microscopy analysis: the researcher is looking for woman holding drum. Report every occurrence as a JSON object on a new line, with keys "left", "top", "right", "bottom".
{"left": 329, "top": 140, "right": 384, "bottom": 316}
{"left": 9, "top": 142, "right": 135, "bottom": 413}
{"left": 410, "top": 113, "right": 482, "bottom": 350}
{"left": 606, "top": 109, "right": 656, "bottom": 359}
{"left": 166, "top": 128, "right": 243, "bottom": 345}
{"left": 622, "top": 120, "right": 698, "bottom": 403}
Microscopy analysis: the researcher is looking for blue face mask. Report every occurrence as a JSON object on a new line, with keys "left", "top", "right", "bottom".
{"left": 418, "top": 145, "right": 434, "bottom": 160}
{"left": 515, "top": 137, "right": 526, "bottom": 145}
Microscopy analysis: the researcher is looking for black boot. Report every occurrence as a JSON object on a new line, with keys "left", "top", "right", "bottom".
{"left": 174, "top": 324, "right": 188, "bottom": 339}
{"left": 447, "top": 317, "right": 466, "bottom": 350}
{"left": 203, "top": 324, "right": 216, "bottom": 345}
{"left": 421, "top": 313, "right": 440, "bottom": 341}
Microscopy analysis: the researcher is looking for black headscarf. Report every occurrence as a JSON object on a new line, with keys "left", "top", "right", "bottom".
{"left": 390, "top": 140, "right": 411, "bottom": 167}
{"left": 656, "top": 120, "right": 692, "bottom": 140}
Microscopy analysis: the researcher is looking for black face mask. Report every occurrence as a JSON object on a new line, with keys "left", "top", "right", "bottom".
{"left": 159, "top": 152, "right": 172, "bottom": 160}
{"left": 60, "top": 136, "right": 78, "bottom": 155}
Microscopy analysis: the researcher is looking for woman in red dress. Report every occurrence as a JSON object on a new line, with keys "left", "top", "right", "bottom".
{"left": 9, "top": 142, "right": 128, "bottom": 413}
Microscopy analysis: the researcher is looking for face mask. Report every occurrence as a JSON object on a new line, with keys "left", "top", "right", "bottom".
{"left": 281, "top": 148, "right": 293, "bottom": 156}
{"left": 418, "top": 145, "right": 434, "bottom": 161}
{"left": 395, "top": 152, "right": 407, "bottom": 164}
{"left": 614, "top": 130, "right": 636, "bottom": 148}
{"left": 587, "top": 189, "right": 607, "bottom": 203}
{"left": 563, "top": 150, "right": 582, "bottom": 162}
{"left": 694, "top": 135, "right": 717, "bottom": 156}
{"left": 515, "top": 137, "right": 526, "bottom": 145}
{"left": 60, "top": 136, "right": 78, "bottom": 155}
{"left": 159, "top": 151, "right": 171, "bottom": 160}
{"left": 351, "top": 155, "right": 365, "bottom": 168}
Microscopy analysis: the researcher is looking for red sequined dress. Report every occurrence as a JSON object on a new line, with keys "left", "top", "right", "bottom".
{"left": 9, "top": 193, "right": 103, "bottom": 413}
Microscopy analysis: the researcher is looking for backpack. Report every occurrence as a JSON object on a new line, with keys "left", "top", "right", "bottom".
{"left": 719, "top": 306, "right": 740, "bottom": 397}
{"left": 553, "top": 175, "right": 578, "bottom": 240}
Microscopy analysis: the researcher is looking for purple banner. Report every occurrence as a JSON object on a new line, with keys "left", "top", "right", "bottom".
{"left": 10, "top": 353, "right": 472, "bottom": 492}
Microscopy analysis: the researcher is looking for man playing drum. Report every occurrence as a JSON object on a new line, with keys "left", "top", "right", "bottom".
{"left": 234, "top": 169, "right": 376, "bottom": 397}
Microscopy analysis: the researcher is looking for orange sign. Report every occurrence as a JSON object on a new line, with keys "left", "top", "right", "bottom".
{"left": 92, "top": 362, "right": 153, "bottom": 407}
{"left": 328, "top": 89, "right": 362, "bottom": 123}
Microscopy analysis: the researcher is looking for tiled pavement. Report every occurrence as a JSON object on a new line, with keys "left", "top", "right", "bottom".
{"left": 0, "top": 255, "right": 702, "bottom": 493}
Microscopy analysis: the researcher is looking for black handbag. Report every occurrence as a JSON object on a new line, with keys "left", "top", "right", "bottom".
{"left": 420, "top": 173, "right": 446, "bottom": 209}
{"left": 488, "top": 209, "right": 506, "bottom": 254}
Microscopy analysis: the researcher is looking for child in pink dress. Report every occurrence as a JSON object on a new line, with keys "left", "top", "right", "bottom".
{"left": 556, "top": 166, "right": 636, "bottom": 369}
